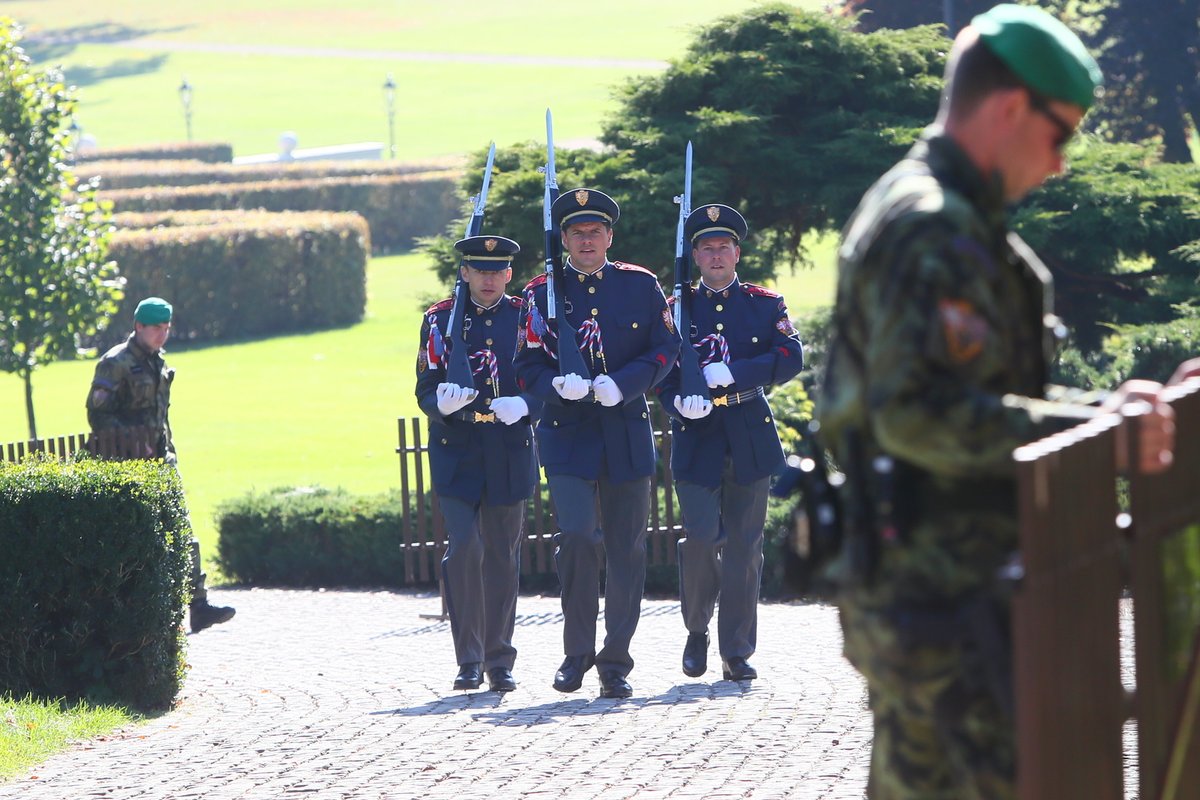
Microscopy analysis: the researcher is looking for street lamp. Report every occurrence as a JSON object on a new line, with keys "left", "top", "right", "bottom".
{"left": 382, "top": 73, "right": 396, "bottom": 159}
{"left": 178, "top": 77, "right": 193, "bottom": 142}
{"left": 68, "top": 119, "right": 82, "bottom": 163}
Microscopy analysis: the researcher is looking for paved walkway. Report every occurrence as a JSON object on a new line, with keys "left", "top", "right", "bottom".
{"left": 2, "top": 589, "right": 871, "bottom": 800}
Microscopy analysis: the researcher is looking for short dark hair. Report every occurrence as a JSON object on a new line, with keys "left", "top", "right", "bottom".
{"left": 944, "top": 35, "right": 1025, "bottom": 120}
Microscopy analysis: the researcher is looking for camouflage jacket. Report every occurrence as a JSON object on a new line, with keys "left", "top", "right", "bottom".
{"left": 86, "top": 333, "right": 176, "bottom": 461}
{"left": 817, "top": 130, "right": 1098, "bottom": 602}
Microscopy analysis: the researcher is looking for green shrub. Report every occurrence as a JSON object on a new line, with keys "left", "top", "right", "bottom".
{"left": 216, "top": 486, "right": 407, "bottom": 588}
{"left": 78, "top": 141, "right": 234, "bottom": 163}
{"left": 99, "top": 170, "right": 462, "bottom": 253}
{"left": 0, "top": 456, "right": 191, "bottom": 710}
{"left": 80, "top": 157, "right": 465, "bottom": 190}
{"left": 96, "top": 210, "right": 369, "bottom": 348}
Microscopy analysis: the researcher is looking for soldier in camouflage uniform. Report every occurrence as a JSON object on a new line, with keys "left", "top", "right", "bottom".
{"left": 87, "top": 297, "right": 235, "bottom": 633}
{"left": 817, "top": 6, "right": 1185, "bottom": 798}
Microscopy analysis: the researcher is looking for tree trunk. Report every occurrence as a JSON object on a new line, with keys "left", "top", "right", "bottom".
{"left": 23, "top": 368, "right": 37, "bottom": 441}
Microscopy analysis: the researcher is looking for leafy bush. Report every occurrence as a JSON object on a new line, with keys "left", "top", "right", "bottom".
{"left": 94, "top": 210, "right": 369, "bottom": 348}
{"left": 100, "top": 170, "right": 462, "bottom": 253}
{"left": 78, "top": 141, "right": 234, "bottom": 163}
{"left": 216, "top": 487, "right": 407, "bottom": 588}
{"left": 0, "top": 456, "right": 191, "bottom": 710}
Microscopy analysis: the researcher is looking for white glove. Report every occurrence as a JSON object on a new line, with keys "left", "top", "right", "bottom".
{"left": 703, "top": 362, "right": 734, "bottom": 389}
{"left": 436, "top": 383, "right": 476, "bottom": 416}
{"left": 674, "top": 394, "right": 713, "bottom": 420}
{"left": 551, "top": 373, "right": 591, "bottom": 401}
{"left": 591, "top": 375, "right": 623, "bottom": 407}
{"left": 489, "top": 396, "right": 529, "bottom": 425}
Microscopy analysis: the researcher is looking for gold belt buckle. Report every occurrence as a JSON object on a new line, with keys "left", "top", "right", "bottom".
{"left": 712, "top": 394, "right": 729, "bottom": 407}
{"left": 474, "top": 412, "right": 496, "bottom": 423}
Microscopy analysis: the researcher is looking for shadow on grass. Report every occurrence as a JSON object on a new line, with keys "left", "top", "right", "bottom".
{"left": 65, "top": 55, "right": 170, "bottom": 88}
{"left": 23, "top": 21, "right": 186, "bottom": 63}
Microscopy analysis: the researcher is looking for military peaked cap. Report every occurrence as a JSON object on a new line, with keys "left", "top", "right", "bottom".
{"left": 454, "top": 235, "right": 520, "bottom": 270}
{"left": 685, "top": 204, "right": 748, "bottom": 244}
{"left": 551, "top": 187, "right": 620, "bottom": 229}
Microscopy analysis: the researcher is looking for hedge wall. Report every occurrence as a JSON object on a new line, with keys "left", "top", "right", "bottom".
{"left": 78, "top": 141, "right": 234, "bottom": 163}
{"left": 216, "top": 486, "right": 406, "bottom": 588}
{"left": 99, "top": 210, "right": 369, "bottom": 348}
{"left": 99, "top": 170, "right": 462, "bottom": 252}
{"left": 79, "top": 156, "right": 465, "bottom": 190}
{"left": 0, "top": 456, "right": 192, "bottom": 710}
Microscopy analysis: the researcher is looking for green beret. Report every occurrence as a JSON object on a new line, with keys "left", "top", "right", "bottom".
{"left": 134, "top": 297, "right": 173, "bottom": 325}
{"left": 973, "top": 4, "right": 1102, "bottom": 110}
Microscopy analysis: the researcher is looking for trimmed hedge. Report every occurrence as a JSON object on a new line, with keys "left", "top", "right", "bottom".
{"left": 79, "top": 157, "right": 465, "bottom": 190}
{"left": 0, "top": 456, "right": 191, "bottom": 710}
{"left": 99, "top": 171, "right": 462, "bottom": 252}
{"left": 216, "top": 487, "right": 406, "bottom": 588}
{"left": 99, "top": 210, "right": 369, "bottom": 348}
{"left": 215, "top": 482, "right": 803, "bottom": 599}
{"left": 78, "top": 141, "right": 234, "bottom": 163}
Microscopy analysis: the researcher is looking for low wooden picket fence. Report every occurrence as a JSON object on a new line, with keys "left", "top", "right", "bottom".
{"left": 0, "top": 426, "right": 160, "bottom": 464}
{"left": 394, "top": 406, "right": 687, "bottom": 585}
{"left": 1013, "top": 378, "right": 1200, "bottom": 800}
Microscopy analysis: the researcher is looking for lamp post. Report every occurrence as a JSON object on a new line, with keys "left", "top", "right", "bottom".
{"left": 178, "top": 77, "right": 193, "bottom": 142}
{"left": 382, "top": 73, "right": 397, "bottom": 159}
{"left": 68, "top": 119, "right": 82, "bottom": 163}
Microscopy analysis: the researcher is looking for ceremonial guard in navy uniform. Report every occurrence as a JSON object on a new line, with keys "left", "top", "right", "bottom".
{"left": 416, "top": 235, "right": 540, "bottom": 693}
{"left": 514, "top": 189, "right": 680, "bottom": 698}
{"left": 657, "top": 205, "right": 803, "bottom": 681}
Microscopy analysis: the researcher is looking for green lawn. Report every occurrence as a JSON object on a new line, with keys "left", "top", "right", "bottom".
{"left": 0, "top": 695, "right": 134, "bottom": 780}
{"left": 4, "top": 0, "right": 828, "bottom": 159}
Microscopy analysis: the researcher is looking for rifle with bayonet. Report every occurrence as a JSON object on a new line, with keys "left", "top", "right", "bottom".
{"left": 672, "top": 141, "right": 709, "bottom": 400}
{"left": 541, "top": 108, "right": 593, "bottom": 384}
{"left": 444, "top": 141, "right": 497, "bottom": 389}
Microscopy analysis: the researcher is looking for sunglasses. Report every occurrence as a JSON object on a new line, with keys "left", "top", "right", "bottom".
{"left": 1027, "top": 90, "right": 1077, "bottom": 151}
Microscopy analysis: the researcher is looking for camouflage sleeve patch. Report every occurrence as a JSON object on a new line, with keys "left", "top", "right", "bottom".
{"left": 937, "top": 298, "right": 989, "bottom": 365}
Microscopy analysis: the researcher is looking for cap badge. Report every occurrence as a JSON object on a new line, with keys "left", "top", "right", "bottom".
{"left": 707, "top": 206, "right": 721, "bottom": 222}
{"left": 484, "top": 238, "right": 498, "bottom": 252}
{"left": 575, "top": 189, "right": 590, "bottom": 206}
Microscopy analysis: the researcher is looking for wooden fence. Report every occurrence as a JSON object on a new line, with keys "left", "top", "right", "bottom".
{"left": 395, "top": 407, "right": 687, "bottom": 585}
{"left": 0, "top": 426, "right": 160, "bottom": 464}
{"left": 1013, "top": 378, "right": 1200, "bottom": 800}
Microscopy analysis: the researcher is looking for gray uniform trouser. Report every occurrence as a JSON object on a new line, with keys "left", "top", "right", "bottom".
{"left": 439, "top": 495, "right": 525, "bottom": 669}
{"left": 548, "top": 474, "right": 651, "bottom": 677}
{"left": 675, "top": 470, "right": 770, "bottom": 660}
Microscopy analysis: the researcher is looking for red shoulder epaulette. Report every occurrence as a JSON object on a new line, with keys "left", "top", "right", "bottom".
{"left": 741, "top": 283, "right": 781, "bottom": 299}
{"left": 523, "top": 273, "right": 548, "bottom": 292}
{"left": 424, "top": 297, "right": 454, "bottom": 315}
{"left": 612, "top": 261, "right": 658, "bottom": 278}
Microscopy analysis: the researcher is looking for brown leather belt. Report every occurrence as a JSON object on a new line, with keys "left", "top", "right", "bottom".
{"left": 711, "top": 387, "right": 765, "bottom": 407}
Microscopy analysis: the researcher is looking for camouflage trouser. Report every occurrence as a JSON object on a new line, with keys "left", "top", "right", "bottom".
{"left": 839, "top": 601, "right": 1015, "bottom": 800}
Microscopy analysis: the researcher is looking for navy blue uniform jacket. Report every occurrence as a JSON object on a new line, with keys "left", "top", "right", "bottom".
{"left": 514, "top": 261, "right": 680, "bottom": 482}
{"left": 658, "top": 279, "right": 804, "bottom": 487}
{"left": 416, "top": 293, "right": 541, "bottom": 505}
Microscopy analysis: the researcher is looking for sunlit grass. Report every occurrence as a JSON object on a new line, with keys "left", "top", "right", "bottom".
{"left": 0, "top": 695, "right": 136, "bottom": 780}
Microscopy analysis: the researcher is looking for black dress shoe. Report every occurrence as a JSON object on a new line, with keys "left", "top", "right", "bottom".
{"left": 487, "top": 667, "right": 516, "bottom": 693}
{"left": 682, "top": 631, "right": 709, "bottom": 678}
{"left": 552, "top": 654, "right": 595, "bottom": 693}
{"left": 722, "top": 657, "right": 758, "bottom": 681}
{"left": 453, "top": 663, "right": 483, "bottom": 690}
{"left": 598, "top": 670, "right": 633, "bottom": 699}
